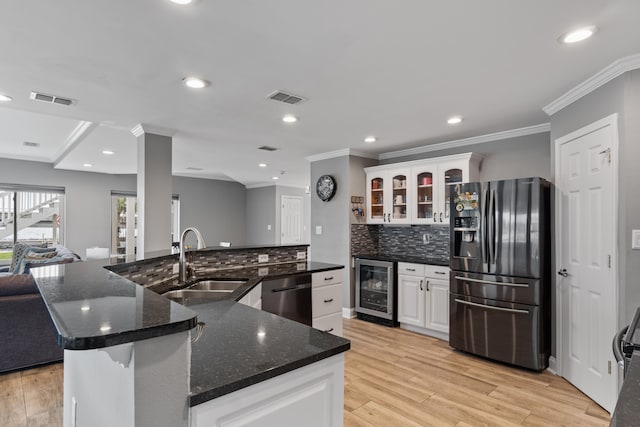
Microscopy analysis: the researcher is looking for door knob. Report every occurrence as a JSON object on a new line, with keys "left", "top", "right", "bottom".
{"left": 558, "top": 269, "right": 568, "bottom": 277}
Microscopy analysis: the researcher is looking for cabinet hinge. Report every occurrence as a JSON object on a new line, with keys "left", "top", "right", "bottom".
{"left": 608, "top": 255, "right": 611, "bottom": 269}
{"left": 608, "top": 360, "right": 612, "bottom": 375}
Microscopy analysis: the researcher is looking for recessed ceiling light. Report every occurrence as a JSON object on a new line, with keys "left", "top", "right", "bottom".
{"left": 258, "top": 163, "right": 268, "bottom": 168}
{"left": 170, "top": 0, "right": 193, "bottom": 4}
{"left": 0, "top": 94, "right": 12, "bottom": 102}
{"left": 102, "top": 150, "right": 114, "bottom": 155}
{"left": 282, "top": 115, "right": 298, "bottom": 123}
{"left": 83, "top": 163, "right": 93, "bottom": 168}
{"left": 183, "top": 77, "right": 209, "bottom": 89}
{"left": 560, "top": 26, "right": 597, "bottom": 44}
{"left": 81, "top": 305, "right": 90, "bottom": 312}
{"left": 447, "top": 116, "right": 463, "bottom": 125}
{"left": 100, "top": 325, "right": 112, "bottom": 332}
{"left": 364, "top": 136, "right": 377, "bottom": 143}
{"left": 272, "top": 176, "right": 279, "bottom": 180}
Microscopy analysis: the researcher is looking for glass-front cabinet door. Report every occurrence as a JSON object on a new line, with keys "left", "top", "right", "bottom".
{"left": 367, "top": 175, "right": 385, "bottom": 224}
{"left": 411, "top": 164, "right": 437, "bottom": 224}
{"left": 438, "top": 160, "right": 466, "bottom": 225}
{"left": 390, "top": 172, "right": 411, "bottom": 224}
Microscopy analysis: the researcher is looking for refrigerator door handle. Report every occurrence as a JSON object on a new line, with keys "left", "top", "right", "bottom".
{"left": 488, "top": 188, "right": 496, "bottom": 266}
{"left": 454, "top": 298, "right": 529, "bottom": 314}
{"left": 454, "top": 275, "right": 529, "bottom": 288}
{"left": 481, "top": 188, "right": 488, "bottom": 266}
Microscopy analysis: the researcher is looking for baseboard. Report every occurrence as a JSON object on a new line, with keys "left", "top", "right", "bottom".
{"left": 400, "top": 323, "right": 449, "bottom": 342}
{"left": 342, "top": 307, "right": 356, "bottom": 318}
{"left": 547, "top": 356, "right": 558, "bottom": 375}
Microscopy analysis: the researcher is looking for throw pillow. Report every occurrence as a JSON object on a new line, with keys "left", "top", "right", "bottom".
{"left": 10, "top": 246, "right": 57, "bottom": 274}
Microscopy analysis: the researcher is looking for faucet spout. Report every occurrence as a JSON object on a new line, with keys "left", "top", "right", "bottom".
{"left": 179, "top": 227, "right": 206, "bottom": 283}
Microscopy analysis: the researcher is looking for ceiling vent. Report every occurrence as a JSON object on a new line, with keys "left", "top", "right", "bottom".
{"left": 258, "top": 145, "right": 278, "bottom": 152}
{"left": 267, "top": 90, "right": 306, "bottom": 105}
{"left": 186, "top": 167, "right": 203, "bottom": 171}
{"left": 23, "top": 141, "right": 40, "bottom": 148}
{"left": 30, "top": 91, "right": 76, "bottom": 106}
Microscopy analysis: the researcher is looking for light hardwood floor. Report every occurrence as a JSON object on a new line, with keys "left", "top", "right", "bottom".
{"left": 0, "top": 318, "right": 610, "bottom": 427}
{"left": 343, "top": 318, "right": 610, "bottom": 427}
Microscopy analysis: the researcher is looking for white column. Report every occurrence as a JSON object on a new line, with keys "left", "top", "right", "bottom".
{"left": 131, "top": 124, "right": 174, "bottom": 259}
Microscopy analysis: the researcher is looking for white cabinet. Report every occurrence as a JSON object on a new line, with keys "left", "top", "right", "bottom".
{"left": 190, "top": 354, "right": 344, "bottom": 427}
{"left": 238, "top": 282, "right": 262, "bottom": 310}
{"left": 365, "top": 153, "right": 481, "bottom": 225}
{"left": 397, "top": 262, "right": 450, "bottom": 339}
{"left": 312, "top": 270, "right": 343, "bottom": 336}
{"left": 365, "top": 168, "right": 411, "bottom": 224}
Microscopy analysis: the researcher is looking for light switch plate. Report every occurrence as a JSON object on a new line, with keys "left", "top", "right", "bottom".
{"left": 258, "top": 254, "right": 269, "bottom": 263}
{"left": 267, "top": 224, "right": 271, "bottom": 231}
{"left": 632, "top": 230, "right": 640, "bottom": 250}
{"left": 315, "top": 226, "right": 322, "bottom": 235}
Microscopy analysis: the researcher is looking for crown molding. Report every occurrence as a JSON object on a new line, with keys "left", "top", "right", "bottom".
{"left": 131, "top": 123, "right": 176, "bottom": 138}
{"left": 53, "top": 121, "right": 97, "bottom": 166}
{"left": 543, "top": 53, "right": 640, "bottom": 116}
{"left": 305, "top": 148, "right": 378, "bottom": 163}
{"left": 379, "top": 123, "right": 550, "bottom": 160}
{"left": 245, "top": 183, "right": 277, "bottom": 189}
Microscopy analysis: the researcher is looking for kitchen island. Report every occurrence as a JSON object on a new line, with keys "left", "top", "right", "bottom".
{"left": 32, "top": 245, "right": 349, "bottom": 427}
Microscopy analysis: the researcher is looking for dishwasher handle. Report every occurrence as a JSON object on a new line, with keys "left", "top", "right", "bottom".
{"left": 270, "top": 283, "right": 312, "bottom": 293}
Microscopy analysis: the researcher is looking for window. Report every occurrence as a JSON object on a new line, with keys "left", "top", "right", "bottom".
{"left": 110, "top": 192, "right": 180, "bottom": 258}
{"left": 0, "top": 185, "right": 65, "bottom": 265}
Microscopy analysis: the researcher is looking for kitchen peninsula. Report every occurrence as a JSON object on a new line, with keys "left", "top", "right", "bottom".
{"left": 31, "top": 244, "right": 349, "bottom": 427}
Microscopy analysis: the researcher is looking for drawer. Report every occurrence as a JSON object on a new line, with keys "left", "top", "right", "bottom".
{"left": 425, "top": 265, "right": 449, "bottom": 279}
{"left": 398, "top": 262, "right": 425, "bottom": 277}
{"left": 312, "top": 312, "right": 343, "bottom": 337}
{"left": 312, "top": 269, "right": 342, "bottom": 287}
{"left": 312, "top": 284, "right": 342, "bottom": 318}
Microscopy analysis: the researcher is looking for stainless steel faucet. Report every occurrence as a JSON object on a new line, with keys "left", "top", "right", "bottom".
{"left": 179, "top": 227, "right": 206, "bottom": 283}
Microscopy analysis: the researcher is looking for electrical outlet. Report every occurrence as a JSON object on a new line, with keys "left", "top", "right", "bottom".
{"left": 315, "top": 226, "right": 323, "bottom": 235}
{"left": 258, "top": 254, "right": 269, "bottom": 263}
{"left": 267, "top": 224, "right": 271, "bottom": 231}
{"left": 258, "top": 267, "right": 269, "bottom": 276}
{"left": 173, "top": 263, "right": 179, "bottom": 274}
{"left": 296, "top": 251, "right": 306, "bottom": 260}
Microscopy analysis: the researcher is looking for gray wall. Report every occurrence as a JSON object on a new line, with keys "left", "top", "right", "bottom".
{"left": 246, "top": 186, "right": 277, "bottom": 245}
{"left": 246, "top": 186, "right": 311, "bottom": 246}
{"left": 173, "top": 176, "right": 246, "bottom": 246}
{"left": 380, "top": 132, "right": 551, "bottom": 181}
{"left": 0, "top": 158, "right": 247, "bottom": 256}
{"left": 550, "top": 70, "right": 640, "bottom": 327}
{"left": 310, "top": 155, "right": 377, "bottom": 309}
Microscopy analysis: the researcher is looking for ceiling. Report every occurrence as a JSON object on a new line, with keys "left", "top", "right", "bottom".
{"left": 1, "top": 0, "right": 639, "bottom": 187}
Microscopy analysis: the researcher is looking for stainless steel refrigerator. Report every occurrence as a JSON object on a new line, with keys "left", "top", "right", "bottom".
{"left": 449, "top": 177, "right": 551, "bottom": 371}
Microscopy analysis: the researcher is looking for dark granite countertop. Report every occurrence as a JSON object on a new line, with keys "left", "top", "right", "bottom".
{"left": 188, "top": 300, "right": 350, "bottom": 406}
{"left": 611, "top": 352, "right": 640, "bottom": 426}
{"left": 147, "top": 260, "right": 344, "bottom": 297}
{"left": 31, "top": 260, "right": 198, "bottom": 350}
{"left": 31, "top": 250, "right": 348, "bottom": 406}
{"left": 354, "top": 253, "right": 449, "bottom": 267}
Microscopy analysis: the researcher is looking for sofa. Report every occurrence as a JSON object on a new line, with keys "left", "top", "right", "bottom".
{"left": 0, "top": 244, "right": 81, "bottom": 373}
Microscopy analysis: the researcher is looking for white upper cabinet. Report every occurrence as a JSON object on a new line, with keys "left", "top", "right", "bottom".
{"left": 366, "top": 168, "right": 412, "bottom": 225}
{"left": 366, "top": 153, "right": 481, "bottom": 225}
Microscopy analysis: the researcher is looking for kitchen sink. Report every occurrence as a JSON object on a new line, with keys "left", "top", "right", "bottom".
{"left": 162, "top": 289, "right": 231, "bottom": 303}
{"left": 188, "top": 280, "right": 247, "bottom": 292}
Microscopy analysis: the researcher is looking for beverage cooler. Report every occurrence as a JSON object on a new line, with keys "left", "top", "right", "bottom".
{"left": 355, "top": 258, "right": 397, "bottom": 327}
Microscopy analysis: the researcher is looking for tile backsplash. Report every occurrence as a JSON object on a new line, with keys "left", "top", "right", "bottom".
{"left": 351, "top": 224, "right": 449, "bottom": 262}
{"left": 108, "top": 245, "right": 308, "bottom": 287}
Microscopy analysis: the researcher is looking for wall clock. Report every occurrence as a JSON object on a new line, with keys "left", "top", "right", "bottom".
{"left": 316, "top": 175, "right": 337, "bottom": 202}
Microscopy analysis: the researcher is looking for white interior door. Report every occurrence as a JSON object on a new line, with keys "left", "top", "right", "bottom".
{"left": 555, "top": 114, "right": 618, "bottom": 412}
{"left": 281, "top": 195, "right": 302, "bottom": 244}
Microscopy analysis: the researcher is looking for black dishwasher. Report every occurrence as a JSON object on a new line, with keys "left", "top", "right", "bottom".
{"left": 261, "top": 274, "right": 312, "bottom": 326}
